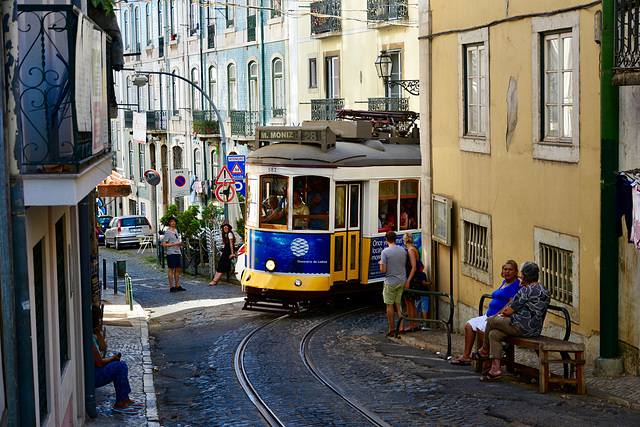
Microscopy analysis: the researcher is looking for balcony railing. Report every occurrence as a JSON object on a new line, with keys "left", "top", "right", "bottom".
{"left": 311, "top": 98, "right": 344, "bottom": 121}
{"left": 247, "top": 14, "right": 256, "bottom": 42}
{"left": 124, "top": 110, "right": 167, "bottom": 131}
{"left": 311, "top": 0, "right": 341, "bottom": 35}
{"left": 615, "top": 0, "right": 640, "bottom": 69}
{"left": 271, "top": 108, "right": 285, "bottom": 119}
{"left": 368, "top": 97, "right": 409, "bottom": 112}
{"left": 367, "top": 0, "right": 407, "bottom": 21}
{"left": 17, "top": 5, "right": 111, "bottom": 172}
{"left": 230, "top": 110, "right": 261, "bottom": 136}
{"left": 192, "top": 110, "right": 220, "bottom": 135}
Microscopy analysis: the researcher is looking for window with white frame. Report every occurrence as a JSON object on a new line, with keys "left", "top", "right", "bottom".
{"left": 146, "top": 4, "right": 152, "bottom": 44}
{"left": 193, "top": 148, "right": 201, "bottom": 177}
{"left": 460, "top": 207, "right": 493, "bottom": 285}
{"left": 124, "top": 10, "right": 130, "bottom": 49}
{"left": 309, "top": 57, "right": 317, "bottom": 89}
{"left": 190, "top": 2, "right": 199, "bottom": 36}
{"left": 139, "top": 143, "right": 145, "bottom": 181}
{"left": 385, "top": 50, "right": 402, "bottom": 99}
{"left": 191, "top": 67, "right": 201, "bottom": 111}
{"left": 272, "top": 58, "right": 284, "bottom": 116}
{"left": 170, "top": 1, "right": 176, "bottom": 35}
{"left": 249, "top": 61, "right": 259, "bottom": 113}
{"left": 140, "top": 202, "right": 146, "bottom": 217}
{"left": 458, "top": 28, "right": 490, "bottom": 154}
{"left": 128, "top": 141, "right": 134, "bottom": 179}
{"left": 209, "top": 66, "right": 217, "bottom": 105}
{"left": 226, "top": 2, "right": 235, "bottom": 28}
{"left": 228, "top": 63, "right": 238, "bottom": 110}
{"left": 148, "top": 80, "right": 154, "bottom": 110}
{"left": 157, "top": 0, "right": 163, "bottom": 35}
{"left": 534, "top": 227, "right": 579, "bottom": 320}
{"left": 171, "top": 71, "right": 179, "bottom": 115}
{"left": 532, "top": 12, "right": 580, "bottom": 163}
{"left": 134, "top": 6, "right": 141, "bottom": 51}
{"left": 326, "top": 55, "right": 339, "bottom": 98}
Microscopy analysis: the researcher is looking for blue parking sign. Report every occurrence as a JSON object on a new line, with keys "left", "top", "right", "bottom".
{"left": 227, "top": 155, "right": 245, "bottom": 179}
{"left": 234, "top": 180, "right": 246, "bottom": 198}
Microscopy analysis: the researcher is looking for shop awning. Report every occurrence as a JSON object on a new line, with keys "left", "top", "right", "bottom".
{"left": 96, "top": 171, "right": 132, "bottom": 198}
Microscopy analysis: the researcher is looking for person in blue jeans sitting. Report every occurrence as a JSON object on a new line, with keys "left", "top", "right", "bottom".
{"left": 450, "top": 260, "right": 520, "bottom": 366}
{"left": 92, "top": 305, "right": 142, "bottom": 415}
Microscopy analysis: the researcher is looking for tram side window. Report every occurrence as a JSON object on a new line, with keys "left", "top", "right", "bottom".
{"left": 335, "top": 185, "right": 346, "bottom": 229}
{"left": 400, "top": 180, "right": 419, "bottom": 230}
{"left": 260, "top": 175, "right": 288, "bottom": 228}
{"left": 378, "top": 181, "right": 398, "bottom": 232}
{"left": 304, "top": 176, "right": 330, "bottom": 230}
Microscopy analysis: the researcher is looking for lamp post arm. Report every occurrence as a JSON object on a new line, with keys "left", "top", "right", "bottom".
{"left": 386, "top": 79, "right": 420, "bottom": 96}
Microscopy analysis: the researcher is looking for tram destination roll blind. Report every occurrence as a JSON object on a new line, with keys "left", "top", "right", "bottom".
{"left": 256, "top": 126, "right": 336, "bottom": 152}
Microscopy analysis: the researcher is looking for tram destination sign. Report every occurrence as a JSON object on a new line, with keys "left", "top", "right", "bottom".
{"left": 256, "top": 126, "right": 336, "bottom": 152}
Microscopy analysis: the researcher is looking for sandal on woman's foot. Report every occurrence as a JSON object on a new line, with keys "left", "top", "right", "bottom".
{"left": 113, "top": 407, "right": 138, "bottom": 415}
{"left": 480, "top": 372, "right": 502, "bottom": 382}
{"left": 470, "top": 351, "right": 487, "bottom": 361}
{"left": 208, "top": 281, "right": 218, "bottom": 286}
{"left": 386, "top": 330, "right": 396, "bottom": 337}
{"left": 450, "top": 359, "right": 472, "bottom": 366}
{"left": 481, "top": 367, "right": 491, "bottom": 375}
{"left": 128, "top": 402, "right": 143, "bottom": 409}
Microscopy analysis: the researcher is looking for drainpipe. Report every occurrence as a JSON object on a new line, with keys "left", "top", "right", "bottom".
{"left": 3, "top": 0, "right": 36, "bottom": 423}
{"left": 260, "top": 0, "right": 266, "bottom": 126}
{"left": 80, "top": 195, "right": 98, "bottom": 417}
{"left": 595, "top": 0, "right": 623, "bottom": 375}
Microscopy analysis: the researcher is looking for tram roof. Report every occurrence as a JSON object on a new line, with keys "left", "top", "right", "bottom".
{"left": 246, "top": 140, "right": 421, "bottom": 168}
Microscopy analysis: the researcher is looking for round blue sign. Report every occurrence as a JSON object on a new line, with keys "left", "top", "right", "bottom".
{"left": 175, "top": 176, "right": 186, "bottom": 187}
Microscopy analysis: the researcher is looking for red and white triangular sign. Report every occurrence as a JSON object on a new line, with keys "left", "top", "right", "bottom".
{"left": 231, "top": 163, "right": 243, "bottom": 175}
{"left": 215, "top": 166, "right": 236, "bottom": 185}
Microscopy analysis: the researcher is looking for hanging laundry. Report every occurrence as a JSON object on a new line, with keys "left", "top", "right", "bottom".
{"left": 195, "top": 180, "right": 202, "bottom": 194}
{"left": 615, "top": 173, "right": 634, "bottom": 243}
{"left": 631, "top": 183, "right": 640, "bottom": 251}
{"left": 189, "top": 175, "right": 197, "bottom": 203}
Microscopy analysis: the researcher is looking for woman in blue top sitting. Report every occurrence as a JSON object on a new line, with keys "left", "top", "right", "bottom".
{"left": 450, "top": 260, "right": 520, "bottom": 365}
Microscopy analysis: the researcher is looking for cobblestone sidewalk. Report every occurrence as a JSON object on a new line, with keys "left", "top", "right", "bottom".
{"left": 85, "top": 291, "right": 160, "bottom": 427}
{"left": 400, "top": 328, "right": 640, "bottom": 411}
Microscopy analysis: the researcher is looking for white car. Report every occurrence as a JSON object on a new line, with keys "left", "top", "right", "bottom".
{"left": 104, "top": 215, "right": 153, "bottom": 250}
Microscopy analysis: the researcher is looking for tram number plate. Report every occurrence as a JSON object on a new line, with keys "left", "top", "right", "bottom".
{"left": 301, "top": 130, "right": 321, "bottom": 142}
{"left": 258, "top": 129, "right": 324, "bottom": 143}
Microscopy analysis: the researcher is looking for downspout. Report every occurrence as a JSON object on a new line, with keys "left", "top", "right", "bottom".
{"left": 3, "top": 0, "right": 36, "bottom": 424}
{"left": 260, "top": 0, "right": 266, "bottom": 126}
{"left": 595, "top": 0, "right": 623, "bottom": 375}
{"left": 0, "top": 14, "right": 20, "bottom": 426}
{"left": 418, "top": 2, "right": 433, "bottom": 279}
{"left": 79, "top": 195, "right": 98, "bottom": 417}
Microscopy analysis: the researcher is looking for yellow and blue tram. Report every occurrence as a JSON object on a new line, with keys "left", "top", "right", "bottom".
{"left": 240, "top": 111, "right": 422, "bottom": 313}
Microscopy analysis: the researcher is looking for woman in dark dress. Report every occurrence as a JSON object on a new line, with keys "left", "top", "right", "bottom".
{"left": 208, "top": 223, "right": 236, "bottom": 285}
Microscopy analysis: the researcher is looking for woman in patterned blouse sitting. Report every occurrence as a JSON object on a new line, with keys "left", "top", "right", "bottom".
{"left": 471, "top": 261, "right": 551, "bottom": 382}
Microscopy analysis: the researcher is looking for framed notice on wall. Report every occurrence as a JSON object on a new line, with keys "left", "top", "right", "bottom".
{"left": 432, "top": 194, "right": 452, "bottom": 246}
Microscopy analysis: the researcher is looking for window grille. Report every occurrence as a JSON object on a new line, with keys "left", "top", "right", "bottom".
{"left": 539, "top": 243, "right": 573, "bottom": 305}
{"left": 463, "top": 221, "right": 488, "bottom": 271}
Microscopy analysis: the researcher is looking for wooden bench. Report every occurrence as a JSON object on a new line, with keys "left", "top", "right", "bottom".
{"left": 475, "top": 294, "right": 586, "bottom": 394}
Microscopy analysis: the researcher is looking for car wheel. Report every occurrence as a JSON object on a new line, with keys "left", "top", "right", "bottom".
{"left": 115, "top": 238, "right": 120, "bottom": 250}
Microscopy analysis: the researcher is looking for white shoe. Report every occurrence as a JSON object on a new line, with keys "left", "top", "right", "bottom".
{"left": 421, "top": 326, "right": 432, "bottom": 331}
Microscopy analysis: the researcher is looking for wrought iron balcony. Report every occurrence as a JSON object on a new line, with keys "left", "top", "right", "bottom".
{"left": 271, "top": 108, "right": 286, "bottom": 119}
{"left": 311, "top": 0, "right": 341, "bottom": 35}
{"left": 123, "top": 110, "right": 167, "bottom": 131}
{"left": 311, "top": 98, "right": 344, "bottom": 121}
{"left": 368, "top": 97, "right": 409, "bottom": 112}
{"left": 367, "top": 0, "right": 407, "bottom": 21}
{"left": 247, "top": 15, "right": 256, "bottom": 42}
{"left": 17, "top": 4, "right": 111, "bottom": 173}
{"left": 230, "top": 110, "right": 261, "bottom": 136}
{"left": 192, "top": 110, "right": 220, "bottom": 135}
{"left": 615, "top": 0, "right": 640, "bottom": 69}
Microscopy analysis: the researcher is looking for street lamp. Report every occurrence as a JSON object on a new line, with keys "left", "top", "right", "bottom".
{"left": 375, "top": 51, "right": 420, "bottom": 96}
{"left": 123, "top": 68, "right": 230, "bottom": 222}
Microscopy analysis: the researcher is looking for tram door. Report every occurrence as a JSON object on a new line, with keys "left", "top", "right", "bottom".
{"left": 332, "top": 183, "right": 361, "bottom": 282}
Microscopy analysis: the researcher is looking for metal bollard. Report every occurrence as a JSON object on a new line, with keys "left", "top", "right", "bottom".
{"left": 125, "top": 274, "right": 133, "bottom": 311}
{"left": 103, "top": 259, "right": 107, "bottom": 289}
{"left": 113, "top": 261, "right": 117, "bottom": 294}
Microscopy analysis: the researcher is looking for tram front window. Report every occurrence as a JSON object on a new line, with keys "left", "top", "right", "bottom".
{"left": 378, "top": 181, "right": 398, "bottom": 232}
{"left": 260, "top": 175, "right": 288, "bottom": 228}
{"left": 303, "top": 176, "right": 330, "bottom": 230}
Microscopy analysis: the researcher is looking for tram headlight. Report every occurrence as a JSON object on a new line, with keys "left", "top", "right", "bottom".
{"left": 294, "top": 279, "right": 302, "bottom": 287}
{"left": 265, "top": 258, "right": 278, "bottom": 272}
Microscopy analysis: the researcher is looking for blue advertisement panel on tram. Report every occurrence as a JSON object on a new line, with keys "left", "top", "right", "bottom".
{"left": 249, "top": 230, "right": 331, "bottom": 275}
{"left": 368, "top": 232, "right": 422, "bottom": 281}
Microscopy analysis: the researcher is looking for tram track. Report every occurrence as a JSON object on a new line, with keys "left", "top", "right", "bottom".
{"left": 234, "top": 307, "right": 390, "bottom": 427}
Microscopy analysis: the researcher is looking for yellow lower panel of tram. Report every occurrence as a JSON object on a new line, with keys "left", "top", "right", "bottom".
{"left": 242, "top": 270, "right": 331, "bottom": 292}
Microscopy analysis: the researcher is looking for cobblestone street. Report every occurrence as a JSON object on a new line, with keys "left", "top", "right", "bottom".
{"left": 95, "top": 247, "right": 640, "bottom": 426}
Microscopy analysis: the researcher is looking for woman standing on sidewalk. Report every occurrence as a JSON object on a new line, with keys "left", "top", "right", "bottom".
{"left": 209, "top": 223, "right": 236, "bottom": 285}
{"left": 162, "top": 216, "right": 185, "bottom": 292}
{"left": 92, "top": 306, "right": 142, "bottom": 415}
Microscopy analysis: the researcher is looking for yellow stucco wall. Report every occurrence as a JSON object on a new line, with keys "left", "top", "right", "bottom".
{"left": 295, "top": 2, "right": 420, "bottom": 120}
{"left": 427, "top": 1, "right": 602, "bottom": 356}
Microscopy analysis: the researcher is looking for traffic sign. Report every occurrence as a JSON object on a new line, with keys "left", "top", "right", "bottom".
{"left": 215, "top": 184, "right": 236, "bottom": 203}
{"left": 227, "top": 155, "right": 245, "bottom": 179}
{"left": 234, "top": 180, "right": 245, "bottom": 198}
{"left": 215, "top": 166, "right": 235, "bottom": 185}
{"left": 170, "top": 168, "right": 189, "bottom": 197}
